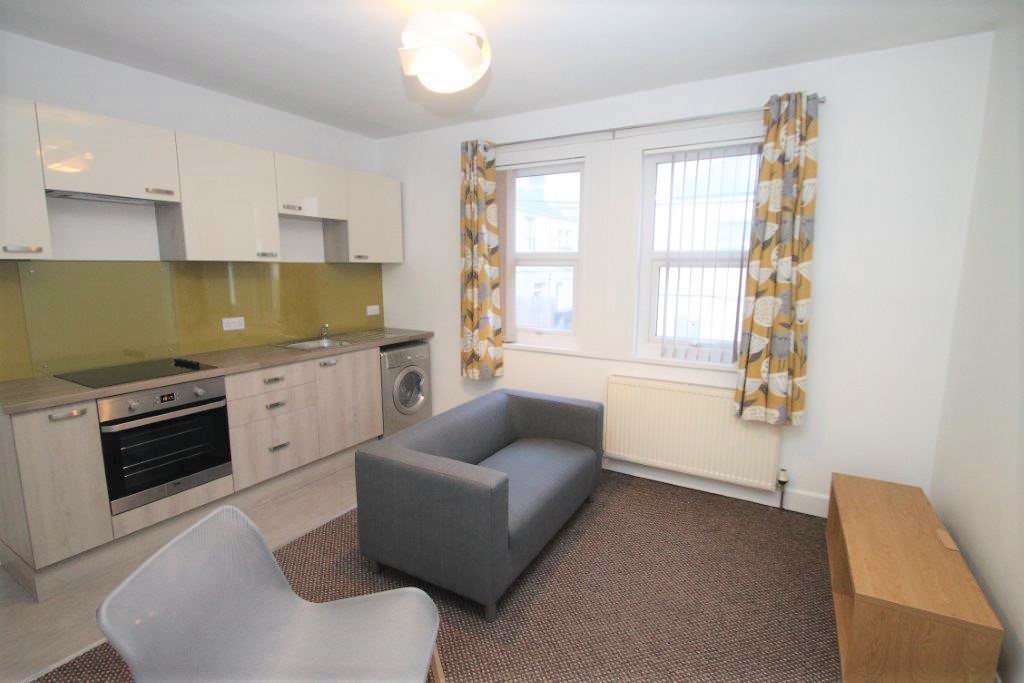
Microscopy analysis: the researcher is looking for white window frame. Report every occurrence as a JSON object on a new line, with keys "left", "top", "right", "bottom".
{"left": 633, "top": 131, "right": 763, "bottom": 365}
{"left": 499, "top": 155, "right": 586, "bottom": 349}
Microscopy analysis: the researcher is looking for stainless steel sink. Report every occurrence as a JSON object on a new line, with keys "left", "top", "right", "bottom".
{"left": 278, "top": 338, "right": 351, "bottom": 351}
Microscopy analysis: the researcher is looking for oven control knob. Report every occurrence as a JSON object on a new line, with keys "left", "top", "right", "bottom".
{"left": 127, "top": 400, "right": 140, "bottom": 412}
{"left": 194, "top": 387, "right": 207, "bottom": 398}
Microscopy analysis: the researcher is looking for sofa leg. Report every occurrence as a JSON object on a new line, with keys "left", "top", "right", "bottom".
{"left": 369, "top": 559, "right": 384, "bottom": 574}
{"left": 483, "top": 602, "right": 497, "bottom": 622}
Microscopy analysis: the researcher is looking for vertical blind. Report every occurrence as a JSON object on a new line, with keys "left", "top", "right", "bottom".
{"left": 646, "top": 142, "right": 761, "bottom": 363}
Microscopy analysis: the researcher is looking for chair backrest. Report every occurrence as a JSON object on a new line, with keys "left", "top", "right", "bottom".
{"left": 97, "top": 506, "right": 293, "bottom": 680}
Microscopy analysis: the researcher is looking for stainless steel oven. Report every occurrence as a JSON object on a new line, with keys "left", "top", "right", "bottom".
{"left": 98, "top": 377, "right": 231, "bottom": 515}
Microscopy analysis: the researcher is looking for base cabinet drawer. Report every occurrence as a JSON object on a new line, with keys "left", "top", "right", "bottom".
{"left": 230, "top": 405, "right": 320, "bottom": 490}
{"left": 227, "top": 381, "right": 316, "bottom": 428}
{"left": 225, "top": 361, "right": 315, "bottom": 400}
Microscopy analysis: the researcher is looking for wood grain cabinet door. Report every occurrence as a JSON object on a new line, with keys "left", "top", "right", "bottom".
{"left": 315, "top": 349, "right": 383, "bottom": 457}
{"left": 12, "top": 401, "right": 113, "bottom": 568}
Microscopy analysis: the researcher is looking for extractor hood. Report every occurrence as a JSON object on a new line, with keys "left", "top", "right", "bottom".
{"left": 45, "top": 189, "right": 161, "bottom": 206}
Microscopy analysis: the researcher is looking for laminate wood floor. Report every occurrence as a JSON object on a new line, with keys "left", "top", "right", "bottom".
{"left": 0, "top": 452, "right": 358, "bottom": 682}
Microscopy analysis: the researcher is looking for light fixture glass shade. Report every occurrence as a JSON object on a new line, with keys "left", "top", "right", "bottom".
{"left": 399, "top": 11, "right": 491, "bottom": 94}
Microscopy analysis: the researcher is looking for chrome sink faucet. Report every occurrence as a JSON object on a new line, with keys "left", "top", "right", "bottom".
{"left": 320, "top": 322, "right": 330, "bottom": 339}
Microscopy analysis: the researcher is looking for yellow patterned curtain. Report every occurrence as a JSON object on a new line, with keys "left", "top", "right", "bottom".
{"left": 734, "top": 93, "right": 819, "bottom": 426}
{"left": 460, "top": 140, "right": 503, "bottom": 379}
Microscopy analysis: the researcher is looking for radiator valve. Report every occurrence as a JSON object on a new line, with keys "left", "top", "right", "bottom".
{"left": 777, "top": 468, "right": 789, "bottom": 511}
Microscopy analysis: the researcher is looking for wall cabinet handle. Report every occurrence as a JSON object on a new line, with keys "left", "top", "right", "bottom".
{"left": 265, "top": 400, "right": 288, "bottom": 410}
{"left": 319, "top": 359, "right": 338, "bottom": 367}
{"left": 282, "top": 204, "right": 302, "bottom": 211}
{"left": 354, "top": 254, "right": 369, "bottom": 260}
{"left": 256, "top": 251, "right": 278, "bottom": 258}
{"left": 49, "top": 407, "right": 87, "bottom": 422}
{"left": 3, "top": 245, "right": 44, "bottom": 254}
{"left": 269, "top": 441, "right": 290, "bottom": 452}
{"left": 145, "top": 187, "right": 175, "bottom": 196}
{"left": 263, "top": 375, "right": 286, "bottom": 384}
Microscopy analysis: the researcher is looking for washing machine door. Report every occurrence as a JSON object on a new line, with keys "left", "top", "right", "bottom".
{"left": 393, "top": 366, "right": 429, "bottom": 415}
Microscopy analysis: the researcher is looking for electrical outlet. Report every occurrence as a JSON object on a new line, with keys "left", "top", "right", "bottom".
{"left": 222, "top": 316, "right": 245, "bottom": 331}
{"left": 366, "top": 304, "right": 381, "bottom": 316}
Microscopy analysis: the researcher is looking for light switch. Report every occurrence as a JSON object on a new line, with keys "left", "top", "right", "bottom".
{"left": 366, "top": 305, "right": 381, "bottom": 316}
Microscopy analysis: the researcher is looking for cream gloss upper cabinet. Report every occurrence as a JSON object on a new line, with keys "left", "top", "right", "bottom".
{"left": 157, "top": 132, "right": 280, "bottom": 262}
{"left": 325, "top": 169, "right": 404, "bottom": 263}
{"left": 36, "top": 104, "right": 180, "bottom": 203}
{"left": 0, "top": 97, "right": 51, "bottom": 260}
{"left": 274, "top": 153, "right": 348, "bottom": 220}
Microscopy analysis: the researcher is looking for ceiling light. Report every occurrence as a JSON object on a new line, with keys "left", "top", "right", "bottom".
{"left": 399, "top": 10, "right": 491, "bottom": 94}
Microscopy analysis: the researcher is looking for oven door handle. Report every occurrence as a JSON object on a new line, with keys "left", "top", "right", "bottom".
{"left": 100, "top": 399, "right": 227, "bottom": 433}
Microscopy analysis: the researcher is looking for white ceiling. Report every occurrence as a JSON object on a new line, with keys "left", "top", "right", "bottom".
{"left": 0, "top": 1, "right": 1000, "bottom": 138}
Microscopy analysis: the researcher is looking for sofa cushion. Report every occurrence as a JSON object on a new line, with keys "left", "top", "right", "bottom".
{"left": 478, "top": 438, "right": 596, "bottom": 571}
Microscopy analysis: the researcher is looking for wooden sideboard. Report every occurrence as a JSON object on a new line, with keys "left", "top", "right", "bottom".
{"left": 826, "top": 473, "right": 1003, "bottom": 681}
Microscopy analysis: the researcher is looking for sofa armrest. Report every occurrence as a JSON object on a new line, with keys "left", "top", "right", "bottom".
{"left": 355, "top": 442, "right": 510, "bottom": 605}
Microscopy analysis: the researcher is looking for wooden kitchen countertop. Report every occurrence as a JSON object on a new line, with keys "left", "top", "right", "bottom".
{"left": 0, "top": 328, "right": 433, "bottom": 415}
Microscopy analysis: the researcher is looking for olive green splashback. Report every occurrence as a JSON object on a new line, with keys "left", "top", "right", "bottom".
{"left": 0, "top": 263, "right": 34, "bottom": 382}
{"left": 171, "top": 262, "right": 384, "bottom": 354}
{"left": 19, "top": 261, "right": 179, "bottom": 376}
{"left": 0, "top": 261, "right": 383, "bottom": 381}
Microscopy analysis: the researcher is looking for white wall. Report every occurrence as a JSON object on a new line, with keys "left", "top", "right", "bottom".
{"left": 379, "top": 34, "right": 994, "bottom": 516}
{"left": 0, "top": 29, "right": 382, "bottom": 261}
{"left": 930, "top": 5, "right": 1022, "bottom": 680}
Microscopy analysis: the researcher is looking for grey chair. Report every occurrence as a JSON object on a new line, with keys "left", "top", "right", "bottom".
{"left": 356, "top": 389, "right": 604, "bottom": 621}
{"left": 97, "top": 506, "right": 445, "bottom": 682}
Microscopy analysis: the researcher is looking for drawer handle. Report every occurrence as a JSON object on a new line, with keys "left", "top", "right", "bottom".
{"left": 282, "top": 203, "right": 302, "bottom": 211}
{"left": 354, "top": 254, "right": 369, "bottom": 260}
{"left": 263, "top": 375, "right": 286, "bottom": 384}
{"left": 3, "top": 245, "right": 44, "bottom": 254}
{"left": 49, "top": 407, "right": 87, "bottom": 421}
{"left": 266, "top": 399, "right": 288, "bottom": 410}
{"left": 319, "top": 359, "right": 338, "bottom": 367}
{"left": 269, "top": 441, "right": 290, "bottom": 452}
{"left": 256, "top": 251, "right": 278, "bottom": 258}
{"left": 145, "top": 187, "right": 175, "bottom": 196}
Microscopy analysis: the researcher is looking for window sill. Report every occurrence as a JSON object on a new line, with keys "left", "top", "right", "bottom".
{"left": 504, "top": 342, "right": 737, "bottom": 374}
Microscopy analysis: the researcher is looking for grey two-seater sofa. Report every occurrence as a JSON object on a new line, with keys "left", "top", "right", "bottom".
{"left": 355, "top": 389, "right": 604, "bottom": 620}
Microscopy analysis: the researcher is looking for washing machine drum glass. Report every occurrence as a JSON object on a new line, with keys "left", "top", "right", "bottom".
{"left": 394, "top": 367, "right": 427, "bottom": 414}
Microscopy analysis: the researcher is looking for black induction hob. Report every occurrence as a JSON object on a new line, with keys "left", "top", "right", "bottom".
{"left": 55, "top": 358, "right": 215, "bottom": 389}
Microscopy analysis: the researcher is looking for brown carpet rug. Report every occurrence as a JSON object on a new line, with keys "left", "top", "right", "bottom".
{"left": 39, "top": 472, "right": 840, "bottom": 682}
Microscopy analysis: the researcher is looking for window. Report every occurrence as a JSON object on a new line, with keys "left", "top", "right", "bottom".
{"left": 636, "top": 142, "right": 760, "bottom": 364}
{"left": 502, "top": 163, "right": 583, "bottom": 340}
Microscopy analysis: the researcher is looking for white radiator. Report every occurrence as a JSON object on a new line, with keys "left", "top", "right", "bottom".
{"left": 605, "top": 375, "right": 781, "bottom": 491}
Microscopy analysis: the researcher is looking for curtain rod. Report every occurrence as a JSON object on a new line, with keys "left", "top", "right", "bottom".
{"left": 494, "top": 96, "right": 827, "bottom": 148}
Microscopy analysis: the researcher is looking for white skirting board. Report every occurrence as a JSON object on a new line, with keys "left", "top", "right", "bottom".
{"left": 603, "top": 456, "right": 828, "bottom": 517}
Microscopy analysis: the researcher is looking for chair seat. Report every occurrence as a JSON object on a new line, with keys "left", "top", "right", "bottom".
{"left": 173, "top": 587, "right": 439, "bottom": 682}
{"left": 479, "top": 438, "right": 596, "bottom": 567}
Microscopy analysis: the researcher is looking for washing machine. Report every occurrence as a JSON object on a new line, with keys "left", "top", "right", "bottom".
{"left": 380, "top": 341, "right": 432, "bottom": 436}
